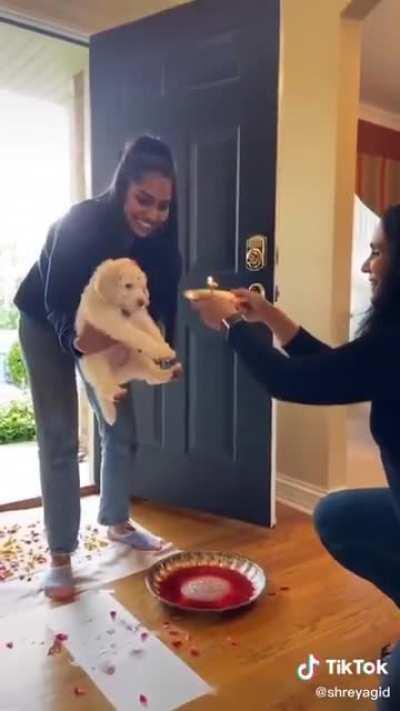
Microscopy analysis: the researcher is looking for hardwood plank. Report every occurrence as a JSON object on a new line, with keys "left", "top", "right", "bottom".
{"left": 1, "top": 501, "right": 397, "bottom": 710}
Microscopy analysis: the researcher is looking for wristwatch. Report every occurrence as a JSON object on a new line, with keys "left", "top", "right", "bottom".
{"left": 221, "top": 312, "right": 245, "bottom": 339}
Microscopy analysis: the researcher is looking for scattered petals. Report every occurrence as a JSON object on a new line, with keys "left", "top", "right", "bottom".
{"left": 130, "top": 648, "right": 145, "bottom": 657}
{"left": 140, "top": 632, "right": 149, "bottom": 642}
{"left": 74, "top": 687, "right": 87, "bottom": 696}
{"left": 56, "top": 633, "right": 68, "bottom": 642}
{"left": 226, "top": 636, "right": 239, "bottom": 647}
{"left": 101, "top": 662, "right": 116, "bottom": 675}
{"left": 6, "top": 641, "right": 14, "bottom": 649}
{"left": 110, "top": 610, "right": 117, "bottom": 620}
{"left": 172, "top": 640, "right": 182, "bottom": 649}
{"left": 139, "top": 694, "right": 148, "bottom": 706}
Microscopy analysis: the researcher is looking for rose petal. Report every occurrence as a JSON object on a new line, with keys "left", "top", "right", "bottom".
{"left": 130, "top": 648, "right": 145, "bottom": 657}
{"left": 139, "top": 693, "right": 148, "bottom": 706}
{"left": 190, "top": 646, "right": 200, "bottom": 657}
{"left": 172, "top": 640, "right": 182, "bottom": 649}
{"left": 102, "top": 663, "right": 115, "bottom": 675}
{"left": 110, "top": 610, "right": 117, "bottom": 620}
{"left": 74, "top": 687, "right": 87, "bottom": 696}
{"left": 226, "top": 636, "right": 239, "bottom": 647}
{"left": 6, "top": 642, "right": 14, "bottom": 649}
{"left": 56, "top": 633, "right": 68, "bottom": 642}
{"left": 140, "top": 632, "right": 149, "bottom": 642}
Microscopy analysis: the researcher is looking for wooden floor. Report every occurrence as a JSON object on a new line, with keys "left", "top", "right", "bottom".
{"left": 3, "top": 500, "right": 399, "bottom": 710}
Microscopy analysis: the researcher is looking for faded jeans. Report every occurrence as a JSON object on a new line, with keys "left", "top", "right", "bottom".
{"left": 19, "top": 312, "right": 138, "bottom": 553}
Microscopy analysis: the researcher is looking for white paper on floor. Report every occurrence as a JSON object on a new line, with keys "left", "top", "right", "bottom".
{"left": 47, "top": 591, "right": 212, "bottom": 710}
{"left": 0, "top": 496, "right": 178, "bottom": 619}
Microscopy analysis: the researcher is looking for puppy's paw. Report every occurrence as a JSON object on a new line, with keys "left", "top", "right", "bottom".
{"left": 153, "top": 345, "right": 176, "bottom": 362}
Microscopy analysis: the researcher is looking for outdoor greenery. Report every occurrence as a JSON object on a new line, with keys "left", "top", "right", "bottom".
{"left": 0, "top": 305, "right": 19, "bottom": 330}
{"left": 7, "top": 341, "right": 27, "bottom": 388}
{"left": 0, "top": 400, "right": 36, "bottom": 444}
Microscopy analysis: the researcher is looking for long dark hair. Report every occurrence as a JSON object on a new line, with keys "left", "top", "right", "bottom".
{"left": 360, "top": 204, "right": 400, "bottom": 335}
{"left": 108, "top": 135, "right": 178, "bottom": 245}
{"left": 110, "top": 135, "right": 177, "bottom": 207}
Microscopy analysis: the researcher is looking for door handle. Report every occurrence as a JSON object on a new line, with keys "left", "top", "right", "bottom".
{"left": 246, "top": 235, "right": 267, "bottom": 271}
{"left": 249, "top": 282, "right": 266, "bottom": 298}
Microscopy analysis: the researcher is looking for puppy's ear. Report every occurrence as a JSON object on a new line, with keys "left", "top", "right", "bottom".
{"left": 93, "top": 260, "right": 120, "bottom": 302}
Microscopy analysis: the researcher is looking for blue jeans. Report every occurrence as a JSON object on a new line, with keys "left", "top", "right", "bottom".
{"left": 378, "top": 640, "right": 400, "bottom": 709}
{"left": 314, "top": 488, "right": 400, "bottom": 607}
{"left": 19, "top": 313, "right": 138, "bottom": 554}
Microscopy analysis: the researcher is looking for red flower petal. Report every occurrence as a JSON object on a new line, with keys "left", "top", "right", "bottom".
{"left": 74, "top": 687, "right": 87, "bottom": 696}
{"left": 139, "top": 694, "right": 148, "bottom": 706}
{"left": 110, "top": 610, "right": 117, "bottom": 620}
{"left": 6, "top": 642, "right": 14, "bottom": 649}
{"left": 226, "top": 636, "right": 239, "bottom": 647}
{"left": 190, "top": 647, "right": 200, "bottom": 656}
{"left": 140, "top": 632, "right": 149, "bottom": 642}
{"left": 172, "top": 640, "right": 182, "bottom": 649}
{"left": 56, "top": 633, "right": 68, "bottom": 642}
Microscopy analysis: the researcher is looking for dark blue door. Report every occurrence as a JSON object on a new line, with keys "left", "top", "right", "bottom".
{"left": 90, "top": 0, "right": 279, "bottom": 525}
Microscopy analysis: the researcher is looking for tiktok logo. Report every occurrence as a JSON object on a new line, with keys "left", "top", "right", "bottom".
{"left": 297, "top": 654, "right": 321, "bottom": 681}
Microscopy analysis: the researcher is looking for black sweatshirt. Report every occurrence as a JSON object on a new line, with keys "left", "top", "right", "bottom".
{"left": 229, "top": 321, "right": 400, "bottom": 467}
{"left": 15, "top": 193, "right": 182, "bottom": 353}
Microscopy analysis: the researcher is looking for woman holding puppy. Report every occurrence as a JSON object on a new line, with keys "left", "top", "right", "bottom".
{"left": 15, "top": 136, "right": 182, "bottom": 600}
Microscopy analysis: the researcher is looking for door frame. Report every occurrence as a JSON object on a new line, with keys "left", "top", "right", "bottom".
{"left": 0, "top": 16, "right": 96, "bottom": 512}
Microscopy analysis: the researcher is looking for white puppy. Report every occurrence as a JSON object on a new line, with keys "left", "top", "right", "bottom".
{"left": 75, "top": 258, "right": 177, "bottom": 425}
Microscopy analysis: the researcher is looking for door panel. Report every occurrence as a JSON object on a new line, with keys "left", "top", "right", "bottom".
{"left": 91, "top": 0, "right": 279, "bottom": 525}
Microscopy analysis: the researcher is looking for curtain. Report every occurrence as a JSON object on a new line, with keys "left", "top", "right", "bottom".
{"left": 356, "top": 120, "right": 400, "bottom": 215}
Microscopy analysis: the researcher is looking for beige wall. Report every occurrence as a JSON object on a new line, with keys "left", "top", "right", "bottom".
{"left": 275, "top": 0, "right": 378, "bottom": 501}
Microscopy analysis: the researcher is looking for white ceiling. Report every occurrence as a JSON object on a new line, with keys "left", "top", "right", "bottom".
{"left": 0, "top": 1, "right": 398, "bottom": 116}
{"left": 360, "top": 0, "right": 400, "bottom": 115}
{"left": 0, "top": 22, "right": 88, "bottom": 104}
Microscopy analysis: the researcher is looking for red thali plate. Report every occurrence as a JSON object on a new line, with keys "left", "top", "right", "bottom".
{"left": 146, "top": 551, "right": 266, "bottom": 612}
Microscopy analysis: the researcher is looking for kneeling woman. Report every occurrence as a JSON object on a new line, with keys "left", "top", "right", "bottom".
{"left": 193, "top": 205, "right": 400, "bottom": 673}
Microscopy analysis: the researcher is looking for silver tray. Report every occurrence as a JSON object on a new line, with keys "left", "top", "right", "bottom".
{"left": 145, "top": 550, "right": 267, "bottom": 613}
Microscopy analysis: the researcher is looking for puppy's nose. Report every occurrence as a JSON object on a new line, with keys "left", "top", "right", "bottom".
{"left": 137, "top": 298, "right": 145, "bottom": 308}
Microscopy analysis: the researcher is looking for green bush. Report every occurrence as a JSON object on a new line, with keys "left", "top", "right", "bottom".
{"left": 7, "top": 341, "right": 27, "bottom": 388}
{"left": 0, "top": 400, "right": 36, "bottom": 444}
{"left": 0, "top": 306, "right": 19, "bottom": 329}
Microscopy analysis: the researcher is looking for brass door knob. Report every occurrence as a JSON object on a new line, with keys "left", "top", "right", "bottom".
{"left": 249, "top": 282, "right": 266, "bottom": 298}
{"left": 245, "top": 235, "right": 267, "bottom": 271}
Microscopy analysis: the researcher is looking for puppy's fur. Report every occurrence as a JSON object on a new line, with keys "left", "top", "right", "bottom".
{"left": 75, "top": 258, "right": 176, "bottom": 425}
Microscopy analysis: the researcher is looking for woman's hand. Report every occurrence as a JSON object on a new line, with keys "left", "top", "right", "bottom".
{"left": 170, "top": 362, "right": 183, "bottom": 380}
{"left": 232, "top": 288, "right": 271, "bottom": 323}
{"left": 74, "top": 324, "right": 131, "bottom": 371}
{"left": 191, "top": 294, "right": 239, "bottom": 331}
{"left": 74, "top": 323, "right": 120, "bottom": 355}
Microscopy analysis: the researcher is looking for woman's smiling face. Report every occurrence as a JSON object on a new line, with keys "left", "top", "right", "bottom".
{"left": 123, "top": 171, "right": 172, "bottom": 238}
